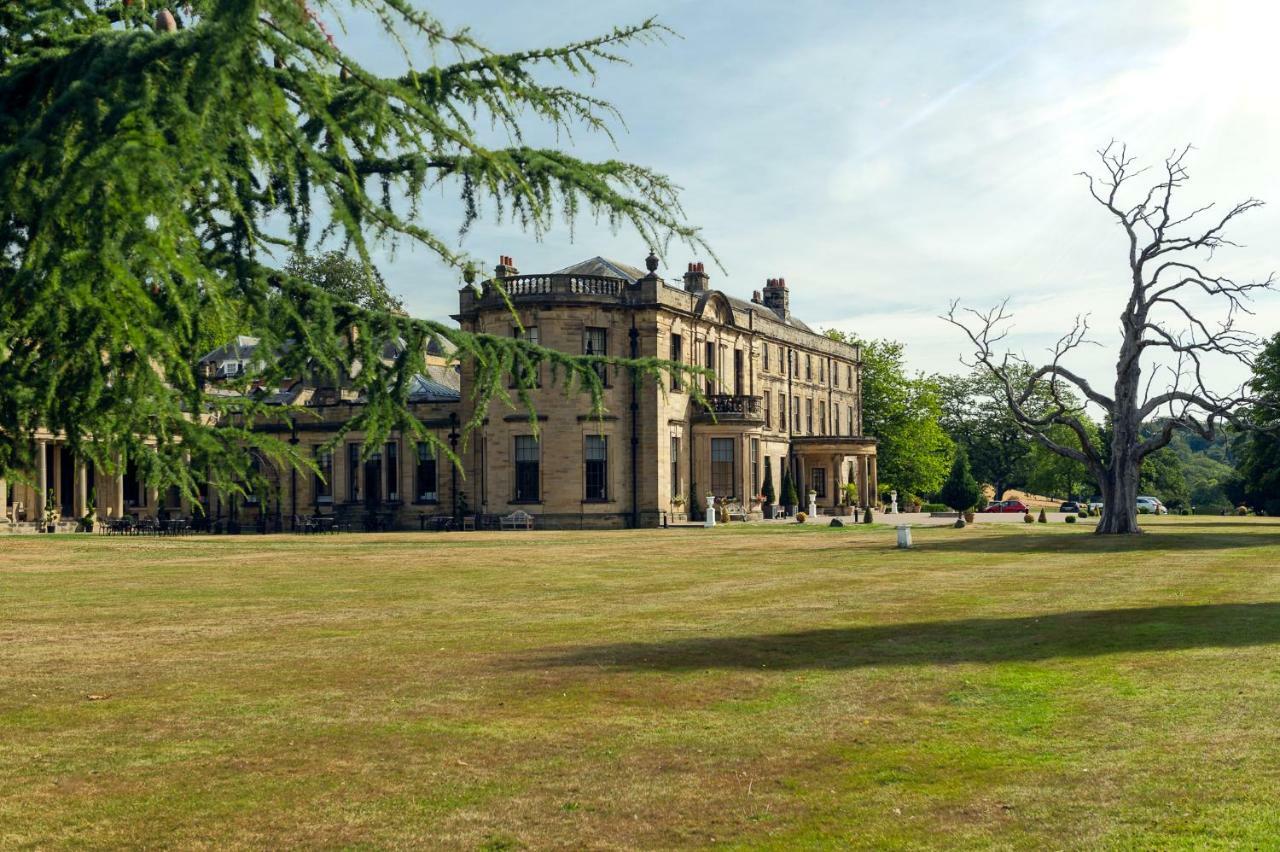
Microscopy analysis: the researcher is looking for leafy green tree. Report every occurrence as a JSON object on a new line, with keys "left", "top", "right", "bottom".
{"left": 761, "top": 457, "right": 776, "bottom": 505}
{"left": 936, "top": 367, "right": 1041, "bottom": 500}
{"left": 1138, "top": 446, "right": 1189, "bottom": 509}
{"left": 1026, "top": 422, "right": 1098, "bottom": 499}
{"left": 1236, "top": 333, "right": 1280, "bottom": 513}
{"left": 286, "top": 251, "right": 403, "bottom": 314}
{"left": 824, "top": 332, "right": 952, "bottom": 498}
{"left": 939, "top": 447, "right": 981, "bottom": 515}
{"left": 0, "top": 3, "right": 706, "bottom": 498}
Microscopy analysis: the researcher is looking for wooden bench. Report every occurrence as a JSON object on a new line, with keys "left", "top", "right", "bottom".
{"left": 724, "top": 502, "right": 748, "bottom": 522}
{"left": 500, "top": 510, "right": 534, "bottom": 530}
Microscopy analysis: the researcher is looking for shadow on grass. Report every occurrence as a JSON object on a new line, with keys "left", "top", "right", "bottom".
{"left": 916, "top": 528, "right": 1280, "bottom": 554}
{"left": 531, "top": 603, "right": 1280, "bottom": 671}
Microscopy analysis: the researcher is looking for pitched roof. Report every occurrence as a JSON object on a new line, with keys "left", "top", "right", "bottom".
{"left": 406, "top": 365, "right": 461, "bottom": 402}
{"left": 198, "top": 335, "right": 260, "bottom": 365}
{"left": 551, "top": 256, "right": 649, "bottom": 282}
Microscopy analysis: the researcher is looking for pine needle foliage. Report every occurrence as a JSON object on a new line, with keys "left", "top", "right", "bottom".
{"left": 0, "top": 2, "right": 710, "bottom": 499}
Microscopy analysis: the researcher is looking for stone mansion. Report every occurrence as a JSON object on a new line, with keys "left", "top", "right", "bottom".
{"left": 2, "top": 253, "right": 878, "bottom": 530}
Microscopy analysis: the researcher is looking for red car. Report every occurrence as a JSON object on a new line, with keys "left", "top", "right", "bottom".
{"left": 982, "top": 499, "right": 1028, "bottom": 513}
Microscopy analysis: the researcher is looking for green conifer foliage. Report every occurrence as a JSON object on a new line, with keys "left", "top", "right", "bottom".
{"left": 762, "top": 457, "right": 776, "bottom": 504}
{"left": 939, "top": 447, "right": 981, "bottom": 514}
{"left": 781, "top": 467, "right": 799, "bottom": 508}
{"left": 0, "top": 2, "right": 709, "bottom": 498}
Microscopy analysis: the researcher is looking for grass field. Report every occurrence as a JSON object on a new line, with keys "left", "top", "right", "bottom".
{"left": 3, "top": 518, "right": 1280, "bottom": 849}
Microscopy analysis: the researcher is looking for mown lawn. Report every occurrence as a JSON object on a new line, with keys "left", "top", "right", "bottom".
{"left": 2, "top": 518, "right": 1280, "bottom": 849}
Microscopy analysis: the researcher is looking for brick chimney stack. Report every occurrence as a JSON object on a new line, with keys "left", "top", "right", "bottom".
{"left": 683, "top": 261, "right": 710, "bottom": 293}
{"left": 762, "top": 276, "right": 790, "bottom": 319}
{"left": 495, "top": 254, "right": 519, "bottom": 279}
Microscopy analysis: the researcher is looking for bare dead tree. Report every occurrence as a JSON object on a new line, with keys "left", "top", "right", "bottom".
{"left": 945, "top": 144, "right": 1275, "bottom": 534}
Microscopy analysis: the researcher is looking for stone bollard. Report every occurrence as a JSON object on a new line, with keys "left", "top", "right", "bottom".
{"left": 896, "top": 524, "right": 912, "bottom": 549}
{"left": 704, "top": 494, "right": 716, "bottom": 529}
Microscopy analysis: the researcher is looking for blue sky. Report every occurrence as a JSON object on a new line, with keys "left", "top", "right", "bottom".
{"left": 335, "top": 0, "right": 1280, "bottom": 390}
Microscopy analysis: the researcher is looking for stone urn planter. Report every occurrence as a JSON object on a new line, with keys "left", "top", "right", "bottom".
{"left": 964, "top": 510, "right": 975, "bottom": 523}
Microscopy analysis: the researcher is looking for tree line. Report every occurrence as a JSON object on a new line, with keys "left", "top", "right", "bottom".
{"left": 826, "top": 328, "right": 1280, "bottom": 515}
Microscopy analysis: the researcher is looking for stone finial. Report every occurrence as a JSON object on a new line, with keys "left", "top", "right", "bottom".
{"left": 645, "top": 249, "right": 660, "bottom": 274}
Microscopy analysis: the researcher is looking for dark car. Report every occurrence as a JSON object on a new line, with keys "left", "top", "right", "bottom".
{"left": 1060, "top": 501, "right": 1084, "bottom": 513}
{"left": 982, "top": 499, "right": 1028, "bottom": 513}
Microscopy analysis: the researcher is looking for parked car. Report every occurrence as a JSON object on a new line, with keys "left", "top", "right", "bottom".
{"left": 982, "top": 499, "right": 1028, "bottom": 513}
{"left": 1136, "top": 496, "right": 1167, "bottom": 515}
{"left": 1059, "top": 501, "right": 1084, "bottom": 514}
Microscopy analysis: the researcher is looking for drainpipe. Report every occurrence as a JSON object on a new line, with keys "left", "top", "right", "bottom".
{"left": 629, "top": 320, "right": 640, "bottom": 529}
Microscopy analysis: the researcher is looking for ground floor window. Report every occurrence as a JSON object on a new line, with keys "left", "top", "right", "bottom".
{"left": 384, "top": 442, "right": 399, "bottom": 501}
{"left": 347, "top": 443, "right": 361, "bottom": 502}
{"left": 415, "top": 442, "right": 438, "bottom": 502}
{"left": 670, "top": 436, "right": 681, "bottom": 500}
{"left": 515, "top": 436, "right": 540, "bottom": 502}
{"left": 584, "top": 435, "right": 608, "bottom": 500}
{"left": 711, "top": 437, "right": 735, "bottom": 497}
{"left": 314, "top": 446, "right": 333, "bottom": 503}
{"left": 750, "top": 438, "right": 760, "bottom": 498}
{"left": 811, "top": 467, "right": 827, "bottom": 498}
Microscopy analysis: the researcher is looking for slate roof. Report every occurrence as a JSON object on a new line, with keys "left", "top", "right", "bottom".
{"left": 552, "top": 256, "right": 649, "bottom": 282}
{"left": 724, "top": 294, "right": 815, "bottom": 333}
{"left": 407, "top": 365, "right": 461, "bottom": 402}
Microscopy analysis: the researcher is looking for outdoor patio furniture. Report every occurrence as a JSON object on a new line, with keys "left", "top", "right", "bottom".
{"left": 500, "top": 510, "right": 534, "bottom": 530}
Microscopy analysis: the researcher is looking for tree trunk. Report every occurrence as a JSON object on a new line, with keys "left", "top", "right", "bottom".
{"left": 1096, "top": 439, "right": 1142, "bottom": 533}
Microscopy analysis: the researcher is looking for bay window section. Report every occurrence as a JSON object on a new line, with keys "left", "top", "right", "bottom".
{"left": 710, "top": 437, "right": 735, "bottom": 498}
{"left": 314, "top": 446, "right": 333, "bottom": 505}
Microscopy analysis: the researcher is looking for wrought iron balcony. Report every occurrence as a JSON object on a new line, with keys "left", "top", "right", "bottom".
{"left": 694, "top": 394, "right": 764, "bottom": 423}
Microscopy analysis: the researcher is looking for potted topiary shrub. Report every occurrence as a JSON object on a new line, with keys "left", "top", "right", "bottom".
{"left": 795, "top": 511, "right": 807, "bottom": 524}
{"left": 1023, "top": 511, "right": 1034, "bottom": 524}
{"left": 863, "top": 505, "right": 873, "bottom": 524}
{"left": 43, "top": 491, "right": 60, "bottom": 534}
{"left": 1037, "top": 508, "right": 1048, "bottom": 523}
{"left": 940, "top": 448, "right": 981, "bottom": 527}
{"left": 761, "top": 458, "right": 777, "bottom": 519}
{"left": 79, "top": 489, "right": 97, "bottom": 533}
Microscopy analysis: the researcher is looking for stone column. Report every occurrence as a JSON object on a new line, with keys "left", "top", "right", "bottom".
{"left": 76, "top": 460, "right": 88, "bottom": 518}
{"left": 36, "top": 439, "right": 48, "bottom": 518}
{"left": 858, "top": 455, "right": 870, "bottom": 508}
{"left": 0, "top": 476, "right": 7, "bottom": 521}
{"left": 115, "top": 456, "right": 125, "bottom": 519}
{"left": 869, "top": 456, "right": 879, "bottom": 506}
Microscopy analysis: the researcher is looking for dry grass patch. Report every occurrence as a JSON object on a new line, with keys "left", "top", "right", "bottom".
{"left": 2, "top": 518, "right": 1280, "bottom": 848}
